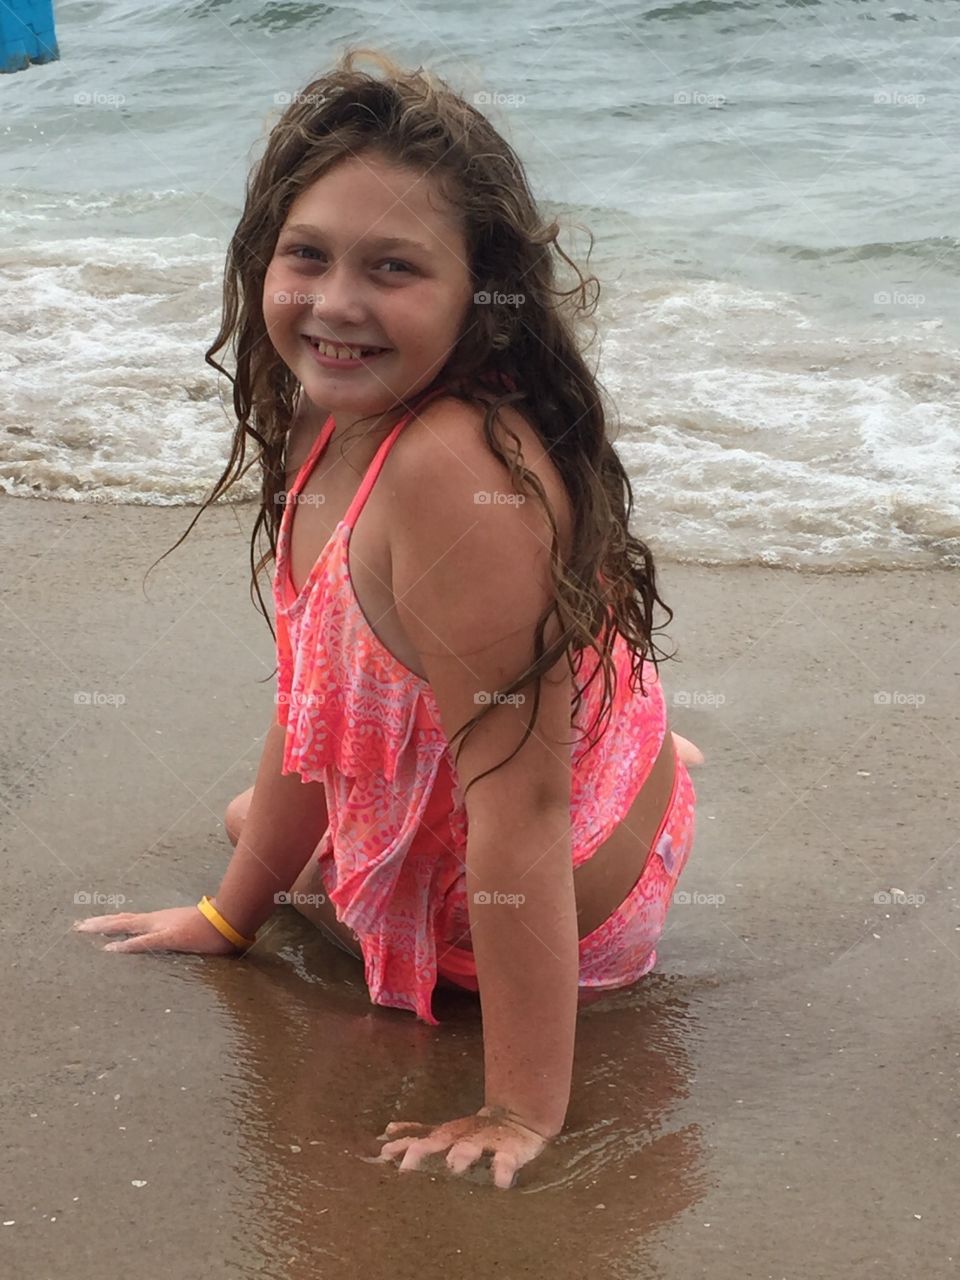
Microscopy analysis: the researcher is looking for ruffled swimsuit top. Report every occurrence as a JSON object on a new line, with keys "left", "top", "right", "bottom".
{"left": 273, "top": 384, "right": 666, "bottom": 1024}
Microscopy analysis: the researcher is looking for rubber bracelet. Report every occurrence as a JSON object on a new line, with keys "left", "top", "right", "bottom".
{"left": 197, "top": 895, "right": 256, "bottom": 950}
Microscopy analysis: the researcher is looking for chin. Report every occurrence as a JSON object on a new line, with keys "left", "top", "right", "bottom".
{"left": 301, "top": 374, "right": 396, "bottom": 413}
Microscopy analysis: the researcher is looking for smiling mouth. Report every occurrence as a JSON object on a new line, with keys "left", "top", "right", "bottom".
{"left": 304, "top": 336, "right": 392, "bottom": 360}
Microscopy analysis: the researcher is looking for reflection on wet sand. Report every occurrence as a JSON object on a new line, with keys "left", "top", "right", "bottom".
{"left": 189, "top": 908, "right": 707, "bottom": 1278}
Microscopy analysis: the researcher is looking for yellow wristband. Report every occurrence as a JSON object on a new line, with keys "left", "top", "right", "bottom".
{"left": 197, "top": 895, "right": 256, "bottom": 950}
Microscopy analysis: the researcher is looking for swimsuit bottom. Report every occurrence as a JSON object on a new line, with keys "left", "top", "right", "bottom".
{"left": 434, "top": 757, "right": 697, "bottom": 994}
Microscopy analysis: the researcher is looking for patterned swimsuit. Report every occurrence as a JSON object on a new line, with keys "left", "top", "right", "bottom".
{"left": 274, "top": 385, "right": 697, "bottom": 1024}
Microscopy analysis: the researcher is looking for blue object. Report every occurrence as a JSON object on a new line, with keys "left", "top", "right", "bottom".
{"left": 1, "top": 0, "right": 60, "bottom": 74}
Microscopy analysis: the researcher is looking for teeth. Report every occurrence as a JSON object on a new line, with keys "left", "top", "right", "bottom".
{"left": 312, "top": 338, "right": 382, "bottom": 360}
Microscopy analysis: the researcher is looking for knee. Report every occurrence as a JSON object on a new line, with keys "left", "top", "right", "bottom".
{"left": 671, "top": 732, "right": 705, "bottom": 767}
{"left": 224, "top": 786, "right": 254, "bottom": 846}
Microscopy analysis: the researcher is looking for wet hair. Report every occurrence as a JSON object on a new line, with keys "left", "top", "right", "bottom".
{"left": 150, "top": 46, "right": 676, "bottom": 800}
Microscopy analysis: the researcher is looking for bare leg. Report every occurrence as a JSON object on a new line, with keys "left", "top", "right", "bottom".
{"left": 671, "top": 732, "right": 705, "bottom": 766}
{"left": 224, "top": 786, "right": 364, "bottom": 960}
{"left": 224, "top": 787, "right": 466, "bottom": 989}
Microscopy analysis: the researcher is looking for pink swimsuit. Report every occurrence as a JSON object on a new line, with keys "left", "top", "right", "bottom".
{"left": 274, "top": 385, "right": 697, "bottom": 1024}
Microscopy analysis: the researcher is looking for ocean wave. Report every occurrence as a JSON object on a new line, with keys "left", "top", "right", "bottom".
{"left": 781, "top": 236, "right": 960, "bottom": 265}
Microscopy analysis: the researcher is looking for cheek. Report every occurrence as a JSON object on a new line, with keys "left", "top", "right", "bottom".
{"left": 435, "top": 291, "right": 472, "bottom": 345}
{"left": 262, "top": 265, "right": 298, "bottom": 334}
{"left": 407, "top": 300, "right": 460, "bottom": 352}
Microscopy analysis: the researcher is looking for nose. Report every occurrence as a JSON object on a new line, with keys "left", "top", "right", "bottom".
{"left": 309, "top": 261, "right": 367, "bottom": 331}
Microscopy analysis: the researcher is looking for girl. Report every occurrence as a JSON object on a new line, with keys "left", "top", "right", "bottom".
{"left": 74, "top": 48, "right": 704, "bottom": 1191}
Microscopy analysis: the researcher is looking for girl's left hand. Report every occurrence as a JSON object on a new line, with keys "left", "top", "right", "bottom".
{"left": 374, "top": 1105, "right": 552, "bottom": 1190}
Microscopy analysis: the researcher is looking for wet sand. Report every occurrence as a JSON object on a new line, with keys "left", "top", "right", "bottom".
{"left": 3, "top": 493, "right": 959, "bottom": 1279}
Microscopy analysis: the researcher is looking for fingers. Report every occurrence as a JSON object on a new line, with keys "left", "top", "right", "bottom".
{"left": 491, "top": 1150, "right": 520, "bottom": 1190}
{"left": 73, "top": 914, "right": 148, "bottom": 936}
{"left": 377, "top": 1121, "right": 429, "bottom": 1140}
{"left": 375, "top": 1120, "right": 529, "bottom": 1188}
{"left": 375, "top": 1122, "right": 429, "bottom": 1152}
{"left": 380, "top": 1134, "right": 519, "bottom": 1187}
{"left": 74, "top": 913, "right": 170, "bottom": 954}
{"left": 399, "top": 1141, "right": 429, "bottom": 1172}
{"left": 398, "top": 1135, "right": 449, "bottom": 1171}
{"left": 376, "top": 1137, "right": 416, "bottom": 1161}
{"left": 378, "top": 1132, "right": 453, "bottom": 1172}
{"left": 102, "top": 932, "right": 169, "bottom": 954}
{"left": 446, "top": 1139, "right": 484, "bottom": 1175}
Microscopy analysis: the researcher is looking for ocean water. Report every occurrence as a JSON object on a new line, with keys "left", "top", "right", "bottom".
{"left": 2, "top": 0, "right": 958, "bottom": 569}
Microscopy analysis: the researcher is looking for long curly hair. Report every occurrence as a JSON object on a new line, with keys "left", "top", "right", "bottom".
{"left": 152, "top": 46, "right": 676, "bottom": 800}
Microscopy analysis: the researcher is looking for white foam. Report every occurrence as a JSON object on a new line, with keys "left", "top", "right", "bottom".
{"left": 597, "top": 277, "right": 960, "bottom": 567}
{"left": 0, "top": 235, "right": 258, "bottom": 506}
{"left": 3, "top": 247, "right": 958, "bottom": 568}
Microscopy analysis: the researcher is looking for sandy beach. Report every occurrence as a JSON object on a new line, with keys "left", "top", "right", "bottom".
{"left": 3, "top": 492, "right": 958, "bottom": 1279}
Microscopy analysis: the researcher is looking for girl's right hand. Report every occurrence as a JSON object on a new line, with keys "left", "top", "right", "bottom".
{"left": 73, "top": 905, "right": 243, "bottom": 955}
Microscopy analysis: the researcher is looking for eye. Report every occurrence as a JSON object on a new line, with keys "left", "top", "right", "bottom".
{"left": 377, "top": 259, "right": 414, "bottom": 274}
{"left": 287, "top": 245, "right": 324, "bottom": 260}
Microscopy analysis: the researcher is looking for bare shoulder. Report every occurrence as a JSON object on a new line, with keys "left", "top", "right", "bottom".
{"left": 390, "top": 392, "right": 573, "bottom": 562}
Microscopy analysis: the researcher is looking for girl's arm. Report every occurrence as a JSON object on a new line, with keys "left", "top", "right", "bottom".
{"left": 210, "top": 718, "right": 329, "bottom": 939}
{"left": 465, "top": 803, "right": 579, "bottom": 1138}
{"left": 74, "top": 716, "right": 328, "bottom": 953}
{"left": 389, "top": 402, "right": 580, "bottom": 1140}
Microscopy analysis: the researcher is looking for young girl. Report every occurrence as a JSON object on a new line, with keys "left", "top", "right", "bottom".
{"left": 74, "top": 48, "right": 703, "bottom": 1191}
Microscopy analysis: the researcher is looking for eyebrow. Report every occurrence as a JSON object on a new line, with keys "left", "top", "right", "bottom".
{"left": 280, "top": 224, "right": 434, "bottom": 255}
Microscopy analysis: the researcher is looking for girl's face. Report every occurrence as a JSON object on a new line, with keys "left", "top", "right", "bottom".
{"left": 263, "top": 151, "right": 474, "bottom": 422}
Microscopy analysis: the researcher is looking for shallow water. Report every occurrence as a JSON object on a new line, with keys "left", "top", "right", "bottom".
{"left": 1, "top": 0, "right": 958, "bottom": 567}
{"left": 4, "top": 499, "right": 958, "bottom": 1276}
